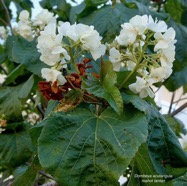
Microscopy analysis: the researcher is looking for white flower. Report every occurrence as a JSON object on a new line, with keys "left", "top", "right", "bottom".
{"left": 17, "top": 22, "right": 33, "bottom": 41}
{"left": 0, "top": 26, "right": 8, "bottom": 40}
{"left": 17, "top": 10, "right": 33, "bottom": 41}
{"left": 159, "top": 45, "right": 175, "bottom": 67}
{"left": 126, "top": 60, "right": 136, "bottom": 71}
{"left": 109, "top": 47, "right": 121, "bottom": 71}
{"left": 19, "top": 10, "right": 30, "bottom": 23}
{"left": 154, "top": 27, "right": 176, "bottom": 51}
{"left": 129, "top": 76, "right": 154, "bottom": 98}
{"left": 147, "top": 15, "right": 167, "bottom": 33}
{"left": 37, "top": 23, "right": 70, "bottom": 66}
{"left": 148, "top": 66, "right": 172, "bottom": 83}
{"left": 33, "top": 9, "right": 56, "bottom": 30}
{"left": 129, "top": 15, "right": 148, "bottom": 35}
{"left": 179, "top": 133, "right": 187, "bottom": 151}
{"left": 41, "top": 68, "right": 67, "bottom": 85}
{"left": 116, "top": 15, "right": 148, "bottom": 46}
{"left": 59, "top": 23, "right": 105, "bottom": 60}
{"left": 116, "top": 23, "right": 137, "bottom": 46}
{"left": 58, "top": 22, "right": 88, "bottom": 42}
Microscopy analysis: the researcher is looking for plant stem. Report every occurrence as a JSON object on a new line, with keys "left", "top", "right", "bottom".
{"left": 31, "top": 97, "right": 45, "bottom": 119}
{"left": 0, "top": 65, "right": 8, "bottom": 75}
{"left": 0, "top": 17, "right": 8, "bottom": 26}
{"left": 119, "top": 58, "right": 143, "bottom": 90}
{"left": 0, "top": 0, "right": 13, "bottom": 34}
{"left": 69, "top": 47, "right": 79, "bottom": 74}
{"left": 112, "top": 0, "right": 117, "bottom": 6}
{"left": 170, "top": 102, "right": 187, "bottom": 117}
{"left": 168, "top": 91, "right": 175, "bottom": 114}
{"left": 39, "top": 171, "right": 55, "bottom": 180}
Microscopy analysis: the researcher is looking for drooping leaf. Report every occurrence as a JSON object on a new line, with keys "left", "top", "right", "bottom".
{"left": 122, "top": 93, "right": 187, "bottom": 176}
{"left": 38, "top": 107, "right": 148, "bottom": 185}
{"left": 82, "top": 61, "right": 123, "bottom": 115}
{"left": 0, "top": 123, "right": 33, "bottom": 169}
{"left": 11, "top": 37, "right": 48, "bottom": 76}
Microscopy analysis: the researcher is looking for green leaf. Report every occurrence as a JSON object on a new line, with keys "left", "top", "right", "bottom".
{"left": 164, "top": 0, "right": 186, "bottom": 24}
{"left": 121, "top": 93, "right": 150, "bottom": 113}
{"left": 11, "top": 37, "right": 48, "bottom": 76}
{"left": 18, "top": 75, "right": 34, "bottom": 99}
{"left": 0, "top": 85, "right": 22, "bottom": 120}
{"left": 38, "top": 107, "right": 148, "bottom": 185}
{"left": 122, "top": 93, "right": 187, "bottom": 176}
{"left": 80, "top": 3, "right": 137, "bottom": 42}
{"left": 13, "top": 157, "right": 41, "bottom": 186}
{"left": 173, "top": 173, "right": 187, "bottom": 186}
{"left": 164, "top": 22, "right": 187, "bottom": 91}
{"left": 0, "top": 123, "right": 33, "bottom": 169}
{"left": 82, "top": 61, "right": 123, "bottom": 115}
{"left": 29, "top": 122, "right": 44, "bottom": 150}
{"left": 128, "top": 144, "right": 167, "bottom": 186}
{"left": 0, "top": 77, "right": 35, "bottom": 120}
{"left": 164, "top": 115, "right": 187, "bottom": 137}
{"left": 44, "top": 100, "right": 59, "bottom": 117}
{"left": 3, "top": 64, "right": 26, "bottom": 85}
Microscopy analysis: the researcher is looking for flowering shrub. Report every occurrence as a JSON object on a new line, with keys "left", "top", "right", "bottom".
{"left": 0, "top": 0, "right": 187, "bottom": 185}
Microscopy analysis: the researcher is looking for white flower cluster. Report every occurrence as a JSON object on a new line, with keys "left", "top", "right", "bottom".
{"left": 15, "top": 10, "right": 175, "bottom": 99}
{"left": 37, "top": 22, "right": 106, "bottom": 85}
{"left": 108, "top": 15, "right": 176, "bottom": 98}
{"left": 0, "top": 26, "right": 8, "bottom": 40}
{"left": 17, "top": 9, "right": 56, "bottom": 41}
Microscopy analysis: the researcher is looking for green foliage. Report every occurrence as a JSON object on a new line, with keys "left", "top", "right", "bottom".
{"left": 80, "top": 3, "right": 137, "bottom": 42}
{"left": 11, "top": 37, "right": 48, "bottom": 76}
{"left": 13, "top": 157, "right": 41, "bottom": 186}
{"left": 164, "top": 115, "right": 187, "bottom": 137}
{"left": 82, "top": 61, "right": 123, "bottom": 115}
{"left": 1, "top": 0, "right": 187, "bottom": 185}
{"left": 38, "top": 107, "right": 148, "bottom": 185}
{"left": 122, "top": 93, "right": 187, "bottom": 177}
{"left": 128, "top": 144, "right": 165, "bottom": 186}
{"left": 0, "top": 75, "right": 35, "bottom": 120}
{"left": 0, "top": 122, "right": 33, "bottom": 169}
{"left": 173, "top": 173, "right": 187, "bottom": 186}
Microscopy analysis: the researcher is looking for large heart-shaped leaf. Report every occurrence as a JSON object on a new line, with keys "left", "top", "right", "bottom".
{"left": 38, "top": 107, "right": 148, "bottom": 185}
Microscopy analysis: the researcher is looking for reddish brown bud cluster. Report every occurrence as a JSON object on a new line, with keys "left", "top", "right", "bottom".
{"left": 38, "top": 81, "right": 67, "bottom": 101}
{"left": 38, "top": 58, "right": 99, "bottom": 102}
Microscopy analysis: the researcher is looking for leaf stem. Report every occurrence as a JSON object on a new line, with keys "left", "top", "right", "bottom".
{"left": 68, "top": 47, "right": 79, "bottom": 74}
{"left": 0, "top": 0, "right": 13, "bottom": 34}
{"left": 31, "top": 97, "right": 45, "bottom": 119}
